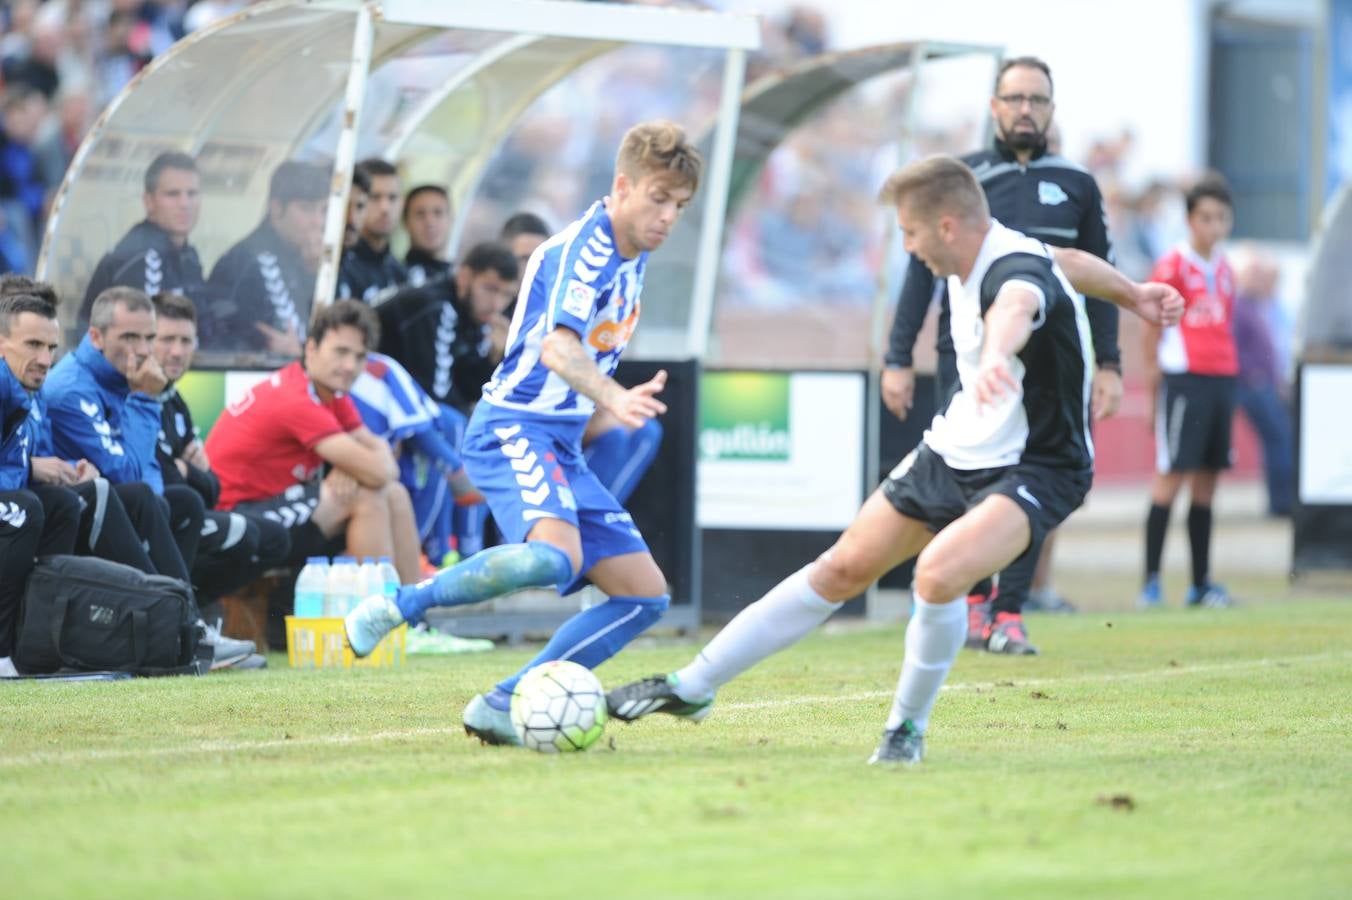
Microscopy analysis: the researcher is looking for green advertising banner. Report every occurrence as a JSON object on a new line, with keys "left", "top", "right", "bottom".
{"left": 698, "top": 371, "right": 791, "bottom": 462}
{"left": 177, "top": 371, "right": 227, "bottom": 436}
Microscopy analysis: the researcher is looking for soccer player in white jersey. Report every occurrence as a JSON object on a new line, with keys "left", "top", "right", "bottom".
{"left": 344, "top": 121, "right": 702, "bottom": 745}
{"left": 606, "top": 156, "right": 1184, "bottom": 765}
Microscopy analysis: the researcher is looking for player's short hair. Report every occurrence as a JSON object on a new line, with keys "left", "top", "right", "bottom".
{"left": 0, "top": 273, "right": 59, "bottom": 306}
{"left": 995, "top": 56, "right": 1054, "bottom": 95}
{"left": 461, "top": 241, "right": 519, "bottom": 283}
{"left": 615, "top": 120, "right": 703, "bottom": 193}
{"left": 309, "top": 299, "right": 379, "bottom": 350}
{"left": 145, "top": 151, "right": 198, "bottom": 194}
{"left": 152, "top": 291, "right": 197, "bottom": 325}
{"left": 351, "top": 166, "right": 372, "bottom": 196}
{"left": 1185, "top": 173, "right": 1233, "bottom": 214}
{"left": 499, "top": 212, "right": 551, "bottom": 242}
{"left": 269, "top": 160, "right": 330, "bottom": 206}
{"left": 878, "top": 155, "right": 989, "bottom": 224}
{"left": 355, "top": 158, "right": 397, "bottom": 183}
{"left": 0, "top": 293, "right": 57, "bottom": 335}
{"left": 90, "top": 286, "right": 154, "bottom": 332}
{"left": 402, "top": 184, "right": 450, "bottom": 222}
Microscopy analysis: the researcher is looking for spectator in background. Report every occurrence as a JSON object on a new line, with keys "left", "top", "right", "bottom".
{"left": 1140, "top": 175, "right": 1239, "bottom": 609}
{"left": 34, "top": 88, "right": 91, "bottom": 192}
{"left": 0, "top": 83, "right": 50, "bottom": 274}
{"left": 205, "top": 299, "right": 424, "bottom": 587}
{"left": 343, "top": 166, "right": 369, "bottom": 250}
{"left": 79, "top": 151, "right": 206, "bottom": 329}
{"left": 151, "top": 292, "right": 292, "bottom": 606}
{"left": 403, "top": 184, "right": 453, "bottom": 287}
{"left": 500, "top": 211, "right": 550, "bottom": 276}
{"left": 337, "top": 158, "right": 407, "bottom": 303}
{"left": 206, "top": 160, "right": 327, "bottom": 356}
{"left": 1232, "top": 250, "right": 1293, "bottom": 517}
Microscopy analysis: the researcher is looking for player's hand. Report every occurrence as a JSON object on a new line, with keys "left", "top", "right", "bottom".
{"left": 973, "top": 354, "right": 1019, "bottom": 410}
{"left": 1092, "top": 368, "right": 1124, "bottom": 420}
{"left": 183, "top": 440, "right": 209, "bottom": 471}
{"left": 606, "top": 370, "right": 668, "bottom": 430}
{"left": 487, "top": 315, "right": 510, "bottom": 362}
{"left": 256, "top": 322, "right": 303, "bottom": 358}
{"left": 1133, "top": 282, "right": 1185, "bottom": 327}
{"left": 881, "top": 367, "right": 916, "bottom": 421}
{"left": 321, "top": 470, "right": 360, "bottom": 508}
{"left": 174, "top": 458, "right": 190, "bottom": 478}
{"left": 74, "top": 459, "right": 100, "bottom": 483}
{"left": 126, "top": 354, "right": 168, "bottom": 396}
{"left": 31, "top": 456, "right": 78, "bottom": 485}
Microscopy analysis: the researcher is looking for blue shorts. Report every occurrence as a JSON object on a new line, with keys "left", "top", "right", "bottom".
{"left": 463, "top": 406, "right": 649, "bottom": 577}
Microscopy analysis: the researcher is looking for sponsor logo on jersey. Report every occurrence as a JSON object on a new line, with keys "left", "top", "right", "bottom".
{"left": 587, "top": 301, "right": 640, "bottom": 352}
{"left": 562, "top": 279, "right": 597, "bottom": 320}
{"left": 1038, "top": 181, "right": 1069, "bottom": 206}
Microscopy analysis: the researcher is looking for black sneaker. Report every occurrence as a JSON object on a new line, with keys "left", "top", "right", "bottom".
{"left": 606, "top": 674, "right": 713, "bottom": 722}
{"left": 868, "top": 720, "right": 925, "bottom": 766}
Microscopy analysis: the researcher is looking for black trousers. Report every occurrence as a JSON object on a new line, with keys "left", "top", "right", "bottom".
{"left": 161, "top": 484, "right": 205, "bottom": 577}
{"left": 193, "top": 510, "right": 291, "bottom": 601}
{"left": 0, "top": 488, "right": 80, "bottom": 658}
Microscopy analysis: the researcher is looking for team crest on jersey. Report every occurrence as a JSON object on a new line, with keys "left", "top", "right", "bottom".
{"left": 1038, "top": 181, "right": 1068, "bottom": 206}
{"left": 562, "top": 279, "right": 597, "bottom": 319}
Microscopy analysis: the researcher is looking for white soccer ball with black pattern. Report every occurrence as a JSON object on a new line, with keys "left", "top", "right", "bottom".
{"left": 510, "top": 660, "right": 608, "bottom": 753}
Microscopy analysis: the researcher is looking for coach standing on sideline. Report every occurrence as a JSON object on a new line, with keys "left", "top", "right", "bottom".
{"left": 882, "top": 56, "right": 1121, "bottom": 655}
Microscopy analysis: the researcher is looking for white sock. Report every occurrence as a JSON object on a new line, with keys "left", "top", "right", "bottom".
{"left": 674, "top": 566, "right": 839, "bottom": 702}
{"left": 0, "top": 656, "right": 18, "bottom": 678}
{"left": 885, "top": 595, "right": 967, "bottom": 733}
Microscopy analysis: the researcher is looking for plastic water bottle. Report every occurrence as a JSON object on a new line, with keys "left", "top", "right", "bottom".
{"left": 293, "top": 557, "right": 329, "bottom": 618}
{"left": 359, "top": 557, "right": 381, "bottom": 605}
{"left": 325, "top": 556, "right": 359, "bottom": 616}
{"left": 377, "top": 556, "right": 400, "bottom": 603}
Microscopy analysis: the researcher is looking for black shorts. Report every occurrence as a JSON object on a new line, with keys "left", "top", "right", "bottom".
{"left": 1156, "top": 373, "right": 1236, "bottom": 474}
{"left": 882, "top": 444, "right": 1091, "bottom": 557}
{"left": 232, "top": 482, "right": 342, "bottom": 565}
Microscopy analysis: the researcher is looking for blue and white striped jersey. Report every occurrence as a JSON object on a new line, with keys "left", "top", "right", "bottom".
{"left": 480, "top": 201, "right": 646, "bottom": 419}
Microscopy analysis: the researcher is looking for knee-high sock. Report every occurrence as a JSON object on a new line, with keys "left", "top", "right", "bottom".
{"left": 884, "top": 595, "right": 967, "bottom": 734}
{"left": 611, "top": 419, "right": 663, "bottom": 504}
{"left": 673, "top": 566, "right": 839, "bottom": 703}
{"left": 1187, "top": 504, "right": 1212, "bottom": 588}
{"left": 1145, "top": 503, "right": 1170, "bottom": 580}
{"left": 394, "top": 541, "right": 573, "bottom": 624}
{"left": 490, "top": 594, "right": 669, "bottom": 703}
{"left": 453, "top": 502, "right": 488, "bottom": 558}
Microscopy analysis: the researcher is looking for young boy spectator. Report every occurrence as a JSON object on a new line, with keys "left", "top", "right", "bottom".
{"left": 1140, "top": 175, "right": 1239, "bottom": 608}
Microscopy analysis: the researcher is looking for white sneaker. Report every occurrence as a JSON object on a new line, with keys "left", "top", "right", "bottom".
{"left": 198, "top": 618, "right": 256, "bottom": 670}
{"left": 344, "top": 595, "right": 405, "bottom": 657}
{"left": 0, "top": 656, "right": 19, "bottom": 678}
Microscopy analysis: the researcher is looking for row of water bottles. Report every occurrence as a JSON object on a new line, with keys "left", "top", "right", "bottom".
{"left": 293, "top": 556, "right": 398, "bottom": 618}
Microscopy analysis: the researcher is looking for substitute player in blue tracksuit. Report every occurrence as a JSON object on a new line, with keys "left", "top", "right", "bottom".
{"left": 345, "top": 121, "right": 702, "bottom": 744}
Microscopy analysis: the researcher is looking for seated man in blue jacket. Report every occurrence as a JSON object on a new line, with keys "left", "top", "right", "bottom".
{"left": 45, "top": 285, "right": 257, "bottom": 669}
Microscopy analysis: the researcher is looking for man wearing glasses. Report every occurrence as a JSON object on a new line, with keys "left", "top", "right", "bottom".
{"left": 882, "top": 56, "right": 1121, "bottom": 654}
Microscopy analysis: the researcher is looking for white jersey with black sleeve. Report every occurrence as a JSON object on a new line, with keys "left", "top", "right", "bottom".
{"left": 479, "top": 200, "right": 644, "bottom": 420}
{"left": 923, "top": 219, "right": 1095, "bottom": 472}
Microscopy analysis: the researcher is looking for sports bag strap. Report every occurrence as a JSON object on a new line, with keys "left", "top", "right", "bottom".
{"left": 47, "top": 594, "right": 98, "bottom": 671}
{"left": 130, "top": 609, "right": 149, "bottom": 667}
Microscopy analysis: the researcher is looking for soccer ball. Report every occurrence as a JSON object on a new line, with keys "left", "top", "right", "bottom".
{"left": 510, "top": 660, "right": 608, "bottom": 753}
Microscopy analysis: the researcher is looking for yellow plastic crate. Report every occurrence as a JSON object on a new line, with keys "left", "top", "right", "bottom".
{"left": 284, "top": 616, "right": 407, "bottom": 669}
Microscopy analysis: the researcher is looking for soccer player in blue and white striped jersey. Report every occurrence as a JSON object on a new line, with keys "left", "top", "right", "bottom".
{"left": 345, "top": 121, "right": 703, "bottom": 745}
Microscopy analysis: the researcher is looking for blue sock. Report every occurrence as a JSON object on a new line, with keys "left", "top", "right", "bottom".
{"left": 453, "top": 502, "right": 488, "bottom": 558}
{"left": 491, "top": 594, "right": 670, "bottom": 703}
{"left": 584, "top": 427, "right": 630, "bottom": 495}
{"left": 611, "top": 418, "right": 662, "bottom": 504}
{"left": 394, "top": 541, "right": 573, "bottom": 624}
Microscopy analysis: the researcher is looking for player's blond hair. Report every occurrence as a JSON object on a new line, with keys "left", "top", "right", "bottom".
{"left": 615, "top": 120, "right": 704, "bottom": 193}
{"left": 878, "top": 155, "right": 989, "bottom": 225}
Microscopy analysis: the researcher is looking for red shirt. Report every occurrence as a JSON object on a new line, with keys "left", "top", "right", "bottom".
{"left": 1149, "top": 244, "right": 1239, "bottom": 376}
{"left": 206, "top": 361, "right": 364, "bottom": 509}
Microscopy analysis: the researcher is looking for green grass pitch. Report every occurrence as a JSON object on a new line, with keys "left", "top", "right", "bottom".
{"left": 2, "top": 595, "right": 1349, "bottom": 899}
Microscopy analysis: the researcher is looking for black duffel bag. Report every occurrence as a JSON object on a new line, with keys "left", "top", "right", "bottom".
{"left": 14, "top": 555, "right": 210, "bottom": 676}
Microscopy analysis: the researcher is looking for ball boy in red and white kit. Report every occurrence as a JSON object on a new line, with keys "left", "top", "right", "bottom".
{"left": 1139, "top": 175, "right": 1238, "bottom": 608}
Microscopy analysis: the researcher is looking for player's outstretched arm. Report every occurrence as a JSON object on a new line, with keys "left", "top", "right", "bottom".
{"left": 1052, "top": 248, "right": 1184, "bottom": 327}
{"left": 540, "top": 326, "right": 666, "bottom": 430}
{"left": 974, "top": 286, "right": 1040, "bottom": 408}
